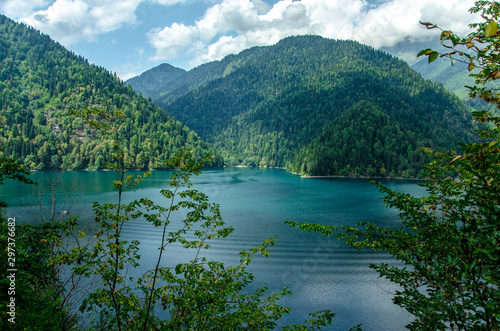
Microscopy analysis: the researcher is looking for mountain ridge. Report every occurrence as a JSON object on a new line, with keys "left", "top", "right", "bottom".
{"left": 0, "top": 14, "right": 222, "bottom": 170}
{"left": 129, "top": 37, "right": 489, "bottom": 110}
{"left": 125, "top": 63, "right": 186, "bottom": 98}
{"left": 127, "top": 35, "right": 476, "bottom": 177}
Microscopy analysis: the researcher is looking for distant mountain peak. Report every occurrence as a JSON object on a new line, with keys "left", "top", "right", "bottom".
{"left": 127, "top": 35, "right": 475, "bottom": 177}
{"left": 126, "top": 63, "right": 186, "bottom": 97}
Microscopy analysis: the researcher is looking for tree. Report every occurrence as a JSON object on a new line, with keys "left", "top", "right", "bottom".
{"left": 0, "top": 156, "right": 33, "bottom": 205}
{"left": 418, "top": 1, "right": 500, "bottom": 108}
{"left": 67, "top": 108, "right": 335, "bottom": 330}
{"left": 288, "top": 1, "right": 500, "bottom": 329}
{"left": 0, "top": 152, "right": 80, "bottom": 329}
{"left": 23, "top": 172, "right": 96, "bottom": 329}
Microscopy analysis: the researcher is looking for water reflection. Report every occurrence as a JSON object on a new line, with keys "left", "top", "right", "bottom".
{"left": 1, "top": 168, "right": 425, "bottom": 330}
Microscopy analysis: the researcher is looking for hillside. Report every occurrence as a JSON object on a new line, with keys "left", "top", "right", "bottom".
{"left": 128, "top": 51, "right": 266, "bottom": 106}
{"left": 128, "top": 36, "right": 476, "bottom": 177}
{"left": 125, "top": 63, "right": 186, "bottom": 98}
{"left": 0, "top": 15, "right": 222, "bottom": 170}
{"left": 383, "top": 40, "right": 498, "bottom": 114}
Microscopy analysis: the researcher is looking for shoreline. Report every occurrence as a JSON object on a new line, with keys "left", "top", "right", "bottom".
{"left": 26, "top": 165, "right": 421, "bottom": 180}
{"left": 230, "top": 165, "right": 421, "bottom": 180}
{"left": 299, "top": 174, "right": 420, "bottom": 180}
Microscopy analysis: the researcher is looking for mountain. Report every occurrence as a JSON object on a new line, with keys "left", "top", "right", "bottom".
{"left": 382, "top": 40, "right": 472, "bottom": 96}
{"left": 125, "top": 63, "right": 186, "bottom": 98}
{"left": 128, "top": 35, "right": 476, "bottom": 177}
{"left": 383, "top": 40, "right": 498, "bottom": 114}
{"left": 0, "top": 15, "right": 222, "bottom": 170}
{"left": 127, "top": 51, "right": 267, "bottom": 106}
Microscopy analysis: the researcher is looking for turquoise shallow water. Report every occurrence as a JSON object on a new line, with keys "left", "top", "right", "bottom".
{"left": 1, "top": 168, "right": 427, "bottom": 330}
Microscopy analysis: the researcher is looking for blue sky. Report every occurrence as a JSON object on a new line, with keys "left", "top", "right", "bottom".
{"left": 1, "top": 0, "right": 476, "bottom": 80}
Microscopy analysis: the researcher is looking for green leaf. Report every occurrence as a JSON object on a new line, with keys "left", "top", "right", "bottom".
{"left": 440, "top": 31, "right": 451, "bottom": 41}
{"left": 175, "top": 264, "right": 184, "bottom": 274}
{"left": 417, "top": 48, "right": 431, "bottom": 57}
{"left": 485, "top": 20, "right": 498, "bottom": 37}
{"left": 449, "top": 155, "right": 463, "bottom": 164}
{"left": 428, "top": 51, "right": 439, "bottom": 63}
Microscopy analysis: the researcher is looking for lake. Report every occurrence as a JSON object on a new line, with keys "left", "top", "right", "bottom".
{"left": 1, "top": 168, "right": 427, "bottom": 330}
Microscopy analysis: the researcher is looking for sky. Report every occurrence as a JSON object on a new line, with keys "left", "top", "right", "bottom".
{"left": 0, "top": 0, "right": 477, "bottom": 80}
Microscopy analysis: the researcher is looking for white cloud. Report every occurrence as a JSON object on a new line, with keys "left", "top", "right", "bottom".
{"left": 147, "top": 0, "right": 477, "bottom": 67}
{"left": 151, "top": 0, "right": 188, "bottom": 5}
{"left": 89, "top": 0, "right": 141, "bottom": 33}
{"left": 251, "top": 0, "right": 270, "bottom": 14}
{"left": 300, "top": 0, "right": 366, "bottom": 39}
{"left": 194, "top": 0, "right": 262, "bottom": 41}
{"left": 6, "top": 0, "right": 142, "bottom": 46}
{"left": 3, "top": 0, "right": 201, "bottom": 48}
{"left": 148, "top": 23, "right": 199, "bottom": 60}
{"left": 0, "top": 0, "right": 51, "bottom": 19}
{"left": 194, "top": 34, "right": 248, "bottom": 64}
{"left": 354, "top": 0, "right": 476, "bottom": 48}
{"left": 2, "top": 0, "right": 478, "bottom": 71}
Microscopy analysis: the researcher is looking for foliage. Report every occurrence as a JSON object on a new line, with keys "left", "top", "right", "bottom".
{"left": 125, "top": 63, "right": 187, "bottom": 99}
{"left": 64, "top": 110, "right": 333, "bottom": 330}
{"left": 0, "top": 157, "right": 32, "bottom": 186}
{"left": 0, "top": 14, "right": 222, "bottom": 171}
{"left": 0, "top": 155, "right": 33, "bottom": 208}
{"left": 71, "top": 148, "right": 318, "bottom": 330}
{"left": 289, "top": 1, "right": 500, "bottom": 329}
{"left": 289, "top": 114, "right": 500, "bottom": 329}
{"left": 419, "top": 0, "right": 500, "bottom": 109}
{"left": 282, "top": 310, "right": 356, "bottom": 331}
{"left": 133, "top": 35, "right": 476, "bottom": 177}
{"left": 0, "top": 218, "right": 70, "bottom": 329}
{"left": 0, "top": 155, "right": 85, "bottom": 329}
{"left": 288, "top": 100, "right": 430, "bottom": 177}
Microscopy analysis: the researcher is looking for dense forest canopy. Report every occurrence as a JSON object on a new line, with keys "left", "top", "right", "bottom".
{"left": 125, "top": 63, "right": 187, "bottom": 100}
{"left": 0, "top": 12, "right": 478, "bottom": 177}
{"left": 0, "top": 15, "right": 222, "bottom": 170}
{"left": 129, "top": 35, "right": 477, "bottom": 177}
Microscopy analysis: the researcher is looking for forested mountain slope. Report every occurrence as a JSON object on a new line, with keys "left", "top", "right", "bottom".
{"left": 383, "top": 40, "right": 498, "bottom": 114}
{"left": 127, "top": 50, "right": 266, "bottom": 106}
{"left": 125, "top": 63, "right": 186, "bottom": 99}
{"left": 129, "top": 35, "right": 476, "bottom": 177}
{"left": 0, "top": 15, "right": 221, "bottom": 170}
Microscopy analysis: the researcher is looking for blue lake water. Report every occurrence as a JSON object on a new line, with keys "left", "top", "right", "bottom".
{"left": 1, "top": 168, "right": 427, "bottom": 330}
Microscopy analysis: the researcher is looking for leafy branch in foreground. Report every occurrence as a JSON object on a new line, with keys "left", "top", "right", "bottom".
{"left": 288, "top": 117, "right": 499, "bottom": 329}
{"left": 418, "top": 0, "right": 500, "bottom": 107}
{"left": 66, "top": 108, "right": 334, "bottom": 330}
{"left": 0, "top": 126, "right": 90, "bottom": 329}
{"left": 289, "top": 1, "right": 500, "bottom": 329}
